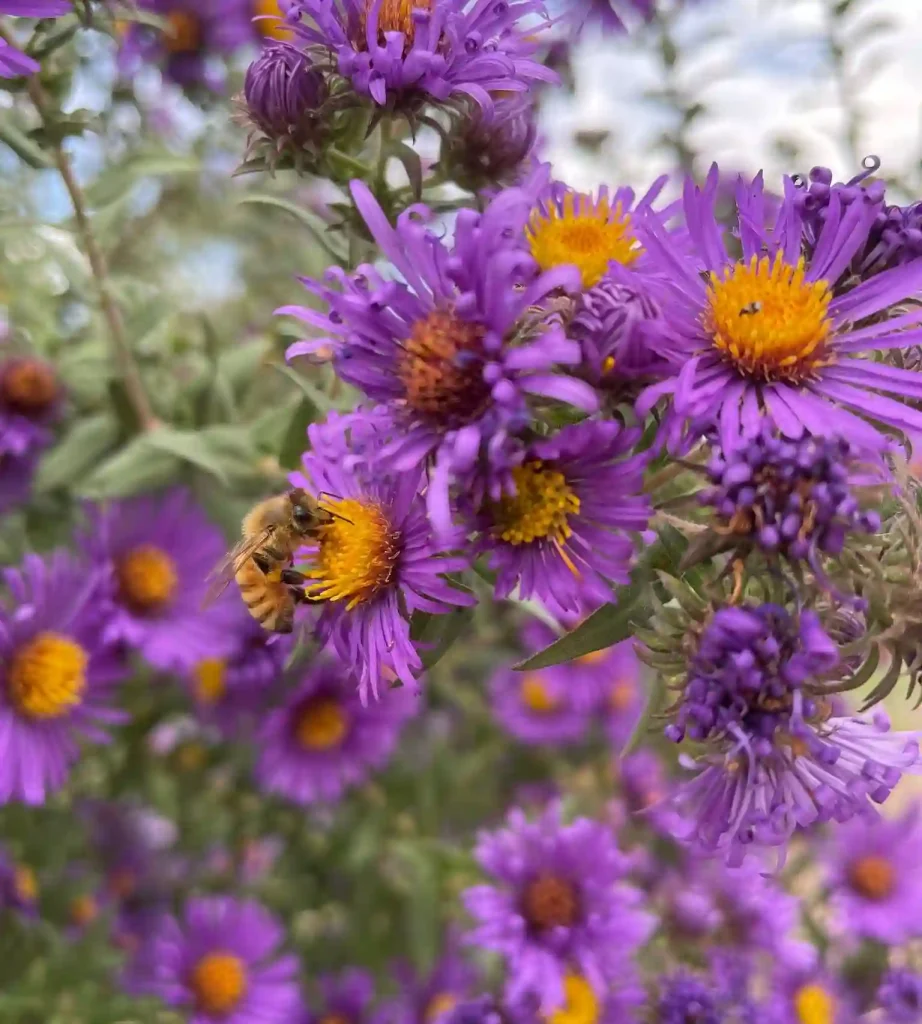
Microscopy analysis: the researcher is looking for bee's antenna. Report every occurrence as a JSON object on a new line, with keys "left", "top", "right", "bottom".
{"left": 317, "top": 491, "right": 354, "bottom": 525}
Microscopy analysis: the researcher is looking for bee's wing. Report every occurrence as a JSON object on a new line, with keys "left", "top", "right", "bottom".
{"left": 201, "top": 530, "right": 273, "bottom": 608}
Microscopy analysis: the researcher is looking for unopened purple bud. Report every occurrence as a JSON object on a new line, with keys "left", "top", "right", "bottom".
{"left": 243, "top": 44, "right": 328, "bottom": 149}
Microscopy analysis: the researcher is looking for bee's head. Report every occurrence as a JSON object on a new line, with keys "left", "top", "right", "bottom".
{"left": 287, "top": 488, "right": 317, "bottom": 530}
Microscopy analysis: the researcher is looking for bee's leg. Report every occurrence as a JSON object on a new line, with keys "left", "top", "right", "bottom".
{"left": 264, "top": 544, "right": 288, "bottom": 562}
{"left": 279, "top": 568, "right": 308, "bottom": 586}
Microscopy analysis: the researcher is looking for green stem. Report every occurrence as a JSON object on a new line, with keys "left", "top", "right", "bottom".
{"left": 327, "top": 147, "right": 372, "bottom": 179}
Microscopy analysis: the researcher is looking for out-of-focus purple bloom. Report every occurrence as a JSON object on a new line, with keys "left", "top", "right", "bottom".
{"left": 281, "top": 181, "right": 597, "bottom": 537}
{"left": 666, "top": 604, "right": 920, "bottom": 863}
{"left": 564, "top": 0, "right": 654, "bottom": 36}
{"left": 290, "top": 415, "right": 474, "bottom": 701}
{"left": 475, "top": 421, "right": 649, "bottom": 617}
{"left": 289, "top": 0, "right": 555, "bottom": 112}
{"left": 0, "top": 1, "right": 71, "bottom": 77}
{"left": 654, "top": 973, "right": 723, "bottom": 1024}
{"left": 381, "top": 941, "right": 478, "bottom": 1024}
{"left": 632, "top": 165, "right": 922, "bottom": 454}
{"left": 0, "top": 447, "right": 38, "bottom": 516}
{"left": 761, "top": 967, "right": 857, "bottom": 1024}
{"left": 78, "top": 489, "right": 238, "bottom": 674}
{"left": 877, "top": 968, "right": 922, "bottom": 1024}
{"left": 489, "top": 664, "right": 590, "bottom": 747}
{"left": 0, "top": 354, "right": 60, "bottom": 457}
{"left": 441, "top": 96, "right": 538, "bottom": 193}
{"left": 462, "top": 804, "right": 654, "bottom": 1012}
{"left": 125, "top": 895, "right": 302, "bottom": 1023}
{"left": 185, "top": 601, "right": 292, "bottom": 736}
{"left": 0, "top": 552, "right": 126, "bottom": 805}
{"left": 823, "top": 808, "right": 922, "bottom": 944}
{"left": 255, "top": 659, "right": 418, "bottom": 804}
{"left": 0, "top": 847, "right": 39, "bottom": 917}
{"left": 303, "top": 969, "right": 377, "bottom": 1024}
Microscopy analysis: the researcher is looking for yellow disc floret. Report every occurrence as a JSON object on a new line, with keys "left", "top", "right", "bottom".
{"left": 356, "top": 0, "right": 433, "bottom": 50}
{"left": 794, "top": 984, "right": 834, "bottom": 1024}
{"left": 304, "top": 498, "right": 399, "bottom": 610}
{"left": 847, "top": 854, "right": 895, "bottom": 901}
{"left": 520, "top": 673, "right": 558, "bottom": 713}
{"left": 8, "top": 632, "right": 87, "bottom": 719}
{"left": 117, "top": 545, "right": 178, "bottom": 615}
{"left": 190, "top": 951, "right": 247, "bottom": 1016}
{"left": 252, "top": 0, "right": 292, "bottom": 39}
{"left": 705, "top": 254, "right": 832, "bottom": 382}
{"left": 549, "top": 975, "right": 600, "bottom": 1024}
{"left": 527, "top": 191, "right": 640, "bottom": 290}
{"left": 194, "top": 659, "right": 227, "bottom": 706}
{"left": 296, "top": 698, "right": 349, "bottom": 750}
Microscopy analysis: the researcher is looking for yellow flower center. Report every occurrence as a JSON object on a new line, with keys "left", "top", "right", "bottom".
{"left": 190, "top": 951, "right": 247, "bottom": 1017}
{"left": 194, "top": 659, "right": 227, "bottom": 706}
{"left": 319, "top": 1016, "right": 350, "bottom": 1024}
{"left": 296, "top": 697, "right": 349, "bottom": 750}
{"left": 794, "top": 984, "right": 834, "bottom": 1024}
{"left": 70, "top": 894, "right": 99, "bottom": 927}
{"left": 847, "top": 854, "right": 895, "bottom": 901}
{"left": 397, "top": 309, "right": 489, "bottom": 425}
{"left": 356, "top": 0, "right": 433, "bottom": 50}
{"left": 520, "top": 673, "right": 558, "bottom": 713}
{"left": 13, "top": 865, "right": 38, "bottom": 903}
{"left": 0, "top": 358, "right": 57, "bottom": 415}
{"left": 117, "top": 544, "right": 178, "bottom": 615}
{"left": 425, "top": 994, "right": 459, "bottom": 1023}
{"left": 609, "top": 680, "right": 634, "bottom": 711}
{"left": 521, "top": 873, "right": 580, "bottom": 931}
{"left": 165, "top": 10, "right": 201, "bottom": 53}
{"left": 527, "top": 191, "right": 640, "bottom": 290}
{"left": 491, "top": 462, "right": 581, "bottom": 573}
{"left": 706, "top": 254, "right": 832, "bottom": 382}
{"left": 8, "top": 632, "right": 87, "bottom": 719}
{"left": 303, "top": 498, "right": 399, "bottom": 610}
{"left": 253, "top": 0, "right": 292, "bottom": 39}
{"left": 548, "top": 975, "right": 600, "bottom": 1024}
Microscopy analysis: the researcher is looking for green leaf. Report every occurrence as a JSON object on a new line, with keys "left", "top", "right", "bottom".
{"left": 420, "top": 607, "right": 475, "bottom": 671}
{"left": 392, "top": 842, "right": 441, "bottom": 976}
{"left": 143, "top": 426, "right": 233, "bottom": 484}
{"left": 390, "top": 141, "right": 424, "bottom": 200}
{"left": 270, "top": 362, "right": 339, "bottom": 412}
{"left": 76, "top": 437, "right": 180, "bottom": 499}
{"left": 236, "top": 194, "right": 347, "bottom": 262}
{"left": 620, "top": 666, "right": 666, "bottom": 758}
{"left": 218, "top": 338, "right": 270, "bottom": 393}
{"left": 34, "top": 412, "right": 120, "bottom": 492}
{"left": 278, "top": 397, "right": 318, "bottom": 471}
{"left": 0, "top": 123, "right": 53, "bottom": 169}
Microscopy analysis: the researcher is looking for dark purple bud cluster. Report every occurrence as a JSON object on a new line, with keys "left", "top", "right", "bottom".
{"left": 665, "top": 604, "right": 839, "bottom": 750}
{"left": 794, "top": 157, "right": 922, "bottom": 280}
{"left": 877, "top": 968, "right": 922, "bottom": 1024}
{"left": 656, "top": 973, "right": 723, "bottom": 1024}
{"left": 242, "top": 43, "right": 329, "bottom": 154}
{"left": 699, "top": 429, "right": 880, "bottom": 563}
{"left": 440, "top": 96, "right": 537, "bottom": 193}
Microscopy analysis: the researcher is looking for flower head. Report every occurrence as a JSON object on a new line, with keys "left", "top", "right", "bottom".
{"left": 78, "top": 489, "right": 238, "bottom": 674}
{"left": 563, "top": 0, "right": 653, "bottom": 36}
{"left": 475, "top": 420, "right": 650, "bottom": 617}
{"left": 633, "top": 165, "right": 922, "bottom": 454}
{"left": 823, "top": 807, "right": 922, "bottom": 944}
{"left": 876, "top": 968, "right": 922, "bottom": 1024}
{"left": 462, "top": 804, "right": 654, "bottom": 1012}
{"left": 282, "top": 181, "right": 597, "bottom": 536}
{"left": 0, "top": 552, "right": 126, "bottom": 804}
{"left": 382, "top": 941, "right": 478, "bottom": 1024}
{"left": 0, "top": 354, "right": 60, "bottom": 457}
{"left": 304, "top": 969, "right": 378, "bottom": 1024}
{"left": 0, "top": 447, "right": 38, "bottom": 516}
{"left": 665, "top": 604, "right": 921, "bottom": 862}
{"left": 256, "top": 658, "right": 418, "bottom": 804}
{"left": 0, "top": 847, "right": 40, "bottom": 916}
{"left": 289, "top": 0, "right": 554, "bottom": 114}
{"left": 440, "top": 96, "right": 537, "bottom": 193}
{"left": 125, "top": 895, "right": 302, "bottom": 1024}
{"left": 0, "top": 1, "right": 71, "bottom": 77}
{"left": 489, "top": 663, "right": 591, "bottom": 748}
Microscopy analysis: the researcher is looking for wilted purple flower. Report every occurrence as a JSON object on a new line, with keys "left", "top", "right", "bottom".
{"left": 289, "top": 0, "right": 554, "bottom": 113}
{"left": 632, "top": 165, "right": 922, "bottom": 454}
{"left": 489, "top": 663, "right": 590, "bottom": 748}
{"left": 255, "top": 659, "right": 418, "bottom": 804}
{"left": 666, "top": 604, "right": 920, "bottom": 862}
{"left": 241, "top": 43, "right": 329, "bottom": 153}
{"left": 78, "top": 489, "right": 238, "bottom": 674}
{"left": 125, "top": 896, "right": 302, "bottom": 1023}
{"left": 0, "top": 552, "right": 126, "bottom": 804}
{"left": 823, "top": 808, "right": 922, "bottom": 944}
{"left": 441, "top": 96, "right": 538, "bottom": 193}
{"left": 0, "top": 1, "right": 71, "bottom": 77}
{"left": 304, "top": 969, "right": 377, "bottom": 1024}
{"left": 462, "top": 804, "right": 654, "bottom": 1012}
{"left": 475, "top": 420, "right": 650, "bottom": 617}
{"left": 877, "top": 968, "right": 922, "bottom": 1024}
{"left": 281, "top": 181, "right": 597, "bottom": 536}
{"left": 699, "top": 423, "right": 882, "bottom": 582}
{"left": 0, "top": 354, "right": 60, "bottom": 457}
{"left": 185, "top": 601, "right": 292, "bottom": 736}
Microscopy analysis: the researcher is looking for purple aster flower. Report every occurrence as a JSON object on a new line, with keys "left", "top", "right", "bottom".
{"left": 761, "top": 968, "right": 857, "bottom": 1024}
{"left": 823, "top": 807, "right": 922, "bottom": 944}
{"left": 474, "top": 420, "right": 650, "bottom": 617}
{"left": 119, "top": 0, "right": 255, "bottom": 89}
{"left": 185, "top": 601, "right": 292, "bottom": 736}
{"left": 564, "top": 0, "right": 653, "bottom": 35}
{"left": 655, "top": 973, "right": 723, "bottom": 1024}
{"left": 125, "top": 895, "right": 302, "bottom": 1024}
{"left": 665, "top": 604, "right": 921, "bottom": 863}
{"left": 0, "top": 447, "right": 38, "bottom": 516}
{"left": 0, "top": 551, "right": 126, "bottom": 804}
{"left": 440, "top": 95, "right": 538, "bottom": 193}
{"left": 381, "top": 941, "right": 478, "bottom": 1024}
{"left": 281, "top": 181, "right": 597, "bottom": 536}
{"left": 77, "top": 489, "right": 239, "bottom": 674}
{"left": 0, "top": 1, "right": 70, "bottom": 77}
{"left": 289, "top": 416, "right": 475, "bottom": 701}
{"left": 462, "top": 803, "right": 655, "bottom": 1012}
{"left": 632, "top": 165, "right": 922, "bottom": 454}
{"left": 0, "top": 847, "right": 39, "bottom": 917}
{"left": 698, "top": 422, "right": 883, "bottom": 590}
{"left": 489, "top": 662, "right": 590, "bottom": 747}
{"left": 0, "top": 354, "right": 61, "bottom": 457}
{"left": 255, "top": 658, "right": 418, "bottom": 804}
{"left": 877, "top": 968, "right": 922, "bottom": 1024}
{"left": 288, "top": 0, "right": 554, "bottom": 113}
{"left": 304, "top": 969, "right": 377, "bottom": 1024}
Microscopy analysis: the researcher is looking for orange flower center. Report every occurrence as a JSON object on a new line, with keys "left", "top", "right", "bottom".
{"left": 521, "top": 873, "right": 580, "bottom": 931}
{"left": 117, "top": 544, "right": 178, "bottom": 615}
{"left": 165, "top": 10, "right": 201, "bottom": 54}
{"left": 0, "top": 358, "right": 57, "bottom": 415}
{"left": 190, "top": 951, "right": 247, "bottom": 1016}
{"left": 296, "top": 697, "right": 349, "bottom": 750}
{"left": 355, "top": 0, "right": 433, "bottom": 51}
{"left": 252, "top": 0, "right": 292, "bottom": 39}
{"left": 425, "top": 994, "right": 459, "bottom": 1023}
{"left": 8, "top": 632, "right": 87, "bottom": 719}
{"left": 847, "top": 854, "right": 895, "bottom": 901}
{"left": 70, "top": 894, "right": 99, "bottom": 927}
{"left": 520, "top": 673, "right": 558, "bottom": 713}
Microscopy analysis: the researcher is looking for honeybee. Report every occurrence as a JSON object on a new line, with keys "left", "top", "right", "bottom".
{"left": 204, "top": 488, "right": 333, "bottom": 634}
